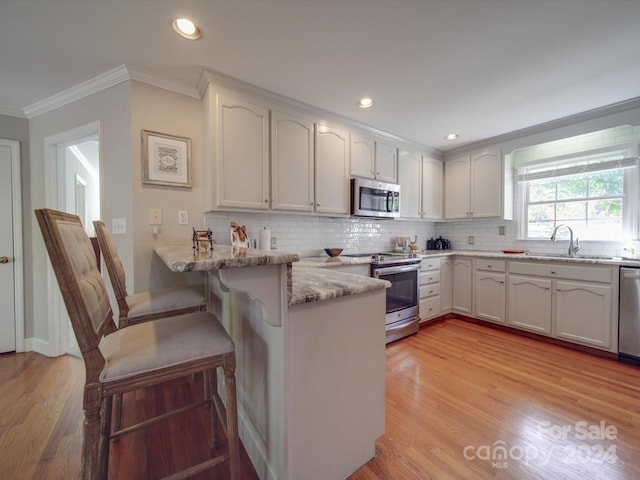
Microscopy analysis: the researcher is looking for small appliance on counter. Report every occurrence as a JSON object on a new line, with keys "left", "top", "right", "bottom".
{"left": 426, "top": 236, "right": 451, "bottom": 250}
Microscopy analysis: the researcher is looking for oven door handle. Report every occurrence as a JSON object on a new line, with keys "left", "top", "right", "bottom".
{"left": 373, "top": 264, "right": 420, "bottom": 277}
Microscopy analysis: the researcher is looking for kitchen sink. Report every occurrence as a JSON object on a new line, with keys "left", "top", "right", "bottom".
{"left": 525, "top": 252, "right": 613, "bottom": 260}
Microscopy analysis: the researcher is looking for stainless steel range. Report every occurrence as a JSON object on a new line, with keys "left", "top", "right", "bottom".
{"left": 343, "top": 252, "right": 421, "bottom": 343}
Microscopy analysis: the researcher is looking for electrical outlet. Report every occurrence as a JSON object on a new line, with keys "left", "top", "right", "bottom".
{"left": 112, "top": 218, "right": 126, "bottom": 234}
{"left": 271, "top": 236, "right": 277, "bottom": 249}
{"left": 178, "top": 210, "right": 188, "bottom": 225}
{"left": 149, "top": 208, "right": 162, "bottom": 225}
{"left": 468, "top": 235, "right": 475, "bottom": 245}
{"left": 498, "top": 225, "right": 506, "bottom": 236}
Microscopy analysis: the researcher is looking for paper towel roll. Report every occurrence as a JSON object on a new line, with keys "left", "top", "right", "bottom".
{"left": 259, "top": 228, "right": 271, "bottom": 250}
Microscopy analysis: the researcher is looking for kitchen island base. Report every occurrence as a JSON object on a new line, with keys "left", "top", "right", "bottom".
{"left": 209, "top": 271, "right": 386, "bottom": 480}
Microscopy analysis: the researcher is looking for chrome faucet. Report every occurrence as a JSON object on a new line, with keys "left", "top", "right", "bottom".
{"left": 550, "top": 224, "right": 580, "bottom": 257}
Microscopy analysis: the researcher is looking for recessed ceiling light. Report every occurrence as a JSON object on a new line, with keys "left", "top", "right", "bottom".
{"left": 444, "top": 133, "right": 459, "bottom": 140}
{"left": 357, "top": 97, "right": 374, "bottom": 109}
{"left": 172, "top": 18, "right": 202, "bottom": 40}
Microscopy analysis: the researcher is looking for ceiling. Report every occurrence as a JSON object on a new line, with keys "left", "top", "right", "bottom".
{"left": 2, "top": 0, "right": 640, "bottom": 151}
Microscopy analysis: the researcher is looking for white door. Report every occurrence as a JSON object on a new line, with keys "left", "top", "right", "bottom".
{"left": 0, "top": 140, "right": 20, "bottom": 353}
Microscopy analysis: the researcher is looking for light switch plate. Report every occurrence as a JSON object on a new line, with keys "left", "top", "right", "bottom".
{"left": 498, "top": 226, "right": 506, "bottom": 235}
{"left": 112, "top": 218, "right": 126, "bottom": 234}
{"left": 149, "top": 208, "right": 162, "bottom": 225}
{"left": 468, "top": 235, "right": 475, "bottom": 245}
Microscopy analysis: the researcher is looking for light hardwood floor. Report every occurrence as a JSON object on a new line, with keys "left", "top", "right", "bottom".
{"left": 1, "top": 318, "right": 639, "bottom": 479}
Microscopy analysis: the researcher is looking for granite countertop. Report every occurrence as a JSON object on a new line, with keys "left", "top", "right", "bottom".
{"left": 297, "top": 256, "right": 373, "bottom": 268}
{"left": 425, "top": 250, "right": 640, "bottom": 266}
{"left": 154, "top": 244, "right": 300, "bottom": 272}
{"left": 289, "top": 265, "right": 390, "bottom": 306}
{"left": 298, "top": 250, "right": 640, "bottom": 267}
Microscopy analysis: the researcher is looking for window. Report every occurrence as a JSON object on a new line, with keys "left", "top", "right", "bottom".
{"left": 517, "top": 147, "right": 639, "bottom": 240}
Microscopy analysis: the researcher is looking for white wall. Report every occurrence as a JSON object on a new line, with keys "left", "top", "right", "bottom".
{"left": 130, "top": 81, "right": 205, "bottom": 292}
{"left": 28, "top": 82, "right": 131, "bottom": 344}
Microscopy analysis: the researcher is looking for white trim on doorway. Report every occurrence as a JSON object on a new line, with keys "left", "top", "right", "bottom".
{"left": 40, "top": 121, "right": 102, "bottom": 357}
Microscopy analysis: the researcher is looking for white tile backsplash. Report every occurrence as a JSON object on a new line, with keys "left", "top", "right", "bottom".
{"left": 203, "top": 212, "right": 637, "bottom": 259}
{"left": 203, "top": 212, "right": 436, "bottom": 257}
{"left": 435, "top": 219, "right": 639, "bottom": 257}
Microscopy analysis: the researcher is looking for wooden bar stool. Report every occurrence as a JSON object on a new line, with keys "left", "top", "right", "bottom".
{"left": 93, "top": 220, "right": 206, "bottom": 329}
{"left": 36, "top": 209, "right": 240, "bottom": 480}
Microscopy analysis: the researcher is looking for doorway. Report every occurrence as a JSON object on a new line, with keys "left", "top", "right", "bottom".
{"left": 0, "top": 139, "right": 23, "bottom": 354}
{"left": 44, "top": 122, "right": 101, "bottom": 356}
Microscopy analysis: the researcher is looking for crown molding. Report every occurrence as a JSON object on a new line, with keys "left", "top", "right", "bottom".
{"left": 443, "top": 96, "right": 640, "bottom": 157}
{"left": 198, "top": 67, "right": 440, "bottom": 157}
{"left": 23, "top": 65, "right": 130, "bottom": 118}
{"left": 23, "top": 64, "right": 199, "bottom": 119}
{"left": 0, "top": 105, "right": 27, "bottom": 118}
{"left": 125, "top": 65, "right": 199, "bottom": 99}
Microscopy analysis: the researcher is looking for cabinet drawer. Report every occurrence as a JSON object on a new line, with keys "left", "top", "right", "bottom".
{"left": 420, "top": 283, "right": 440, "bottom": 298}
{"left": 509, "top": 261, "right": 612, "bottom": 283}
{"left": 419, "top": 270, "right": 440, "bottom": 285}
{"left": 420, "top": 296, "right": 441, "bottom": 320}
{"left": 475, "top": 259, "right": 505, "bottom": 272}
{"left": 420, "top": 258, "right": 441, "bottom": 271}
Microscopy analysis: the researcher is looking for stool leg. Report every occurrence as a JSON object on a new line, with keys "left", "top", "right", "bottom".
{"left": 207, "top": 369, "right": 221, "bottom": 448}
{"left": 223, "top": 361, "right": 240, "bottom": 480}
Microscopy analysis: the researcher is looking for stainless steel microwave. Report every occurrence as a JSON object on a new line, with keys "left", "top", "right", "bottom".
{"left": 350, "top": 177, "right": 400, "bottom": 218}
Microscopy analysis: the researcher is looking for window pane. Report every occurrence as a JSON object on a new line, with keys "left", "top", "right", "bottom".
{"left": 588, "top": 170, "right": 624, "bottom": 197}
{"left": 528, "top": 220, "right": 555, "bottom": 238}
{"left": 586, "top": 219, "right": 623, "bottom": 240}
{"left": 557, "top": 174, "right": 587, "bottom": 200}
{"left": 529, "top": 179, "right": 556, "bottom": 202}
{"left": 588, "top": 198, "right": 622, "bottom": 219}
{"left": 556, "top": 201, "right": 586, "bottom": 221}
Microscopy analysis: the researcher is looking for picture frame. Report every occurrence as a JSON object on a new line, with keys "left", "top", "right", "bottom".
{"left": 142, "top": 130, "right": 192, "bottom": 188}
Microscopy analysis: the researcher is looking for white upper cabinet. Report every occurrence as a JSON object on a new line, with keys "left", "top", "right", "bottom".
{"left": 397, "top": 149, "right": 422, "bottom": 219}
{"left": 421, "top": 156, "right": 443, "bottom": 220}
{"left": 204, "top": 85, "right": 269, "bottom": 210}
{"left": 315, "top": 124, "right": 350, "bottom": 215}
{"left": 350, "top": 133, "right": 376, "bottom": 179}
{"left": 374, "top": 140, "right": 398, "bottom": 183}
{"left": 271, "top": 109, "right": 315, "bottom": 212}
{"left": 444, "top": 146, "right": 504, "bottom": 219}
{"left": 350, "top": 133, "right": 397, "bottom": 183}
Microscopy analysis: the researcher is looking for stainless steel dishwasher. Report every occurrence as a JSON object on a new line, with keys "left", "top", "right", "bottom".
{"left": 619, "top": 267, "right": 640, "bottom": 365}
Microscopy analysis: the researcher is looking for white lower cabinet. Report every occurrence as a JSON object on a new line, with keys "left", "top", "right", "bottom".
{"left": 474, "top": 260, "right": 506, "bottom": 325}
{"left": 507, "top": 275, "right": 552, "bottom": 334}
{"left": 455, "top": 257, "right": 618, "bottom": 353}
{"left": 452, "top": 258, "right": 472, "bottom": 314}
{"left": 554, "top": 280, "right": 613, "bottom": 349}
{"left": 419, "top": 257, "right": 442, "bottom": 322}
{"left": 440, "top": 257, "right": 452, "bottom": 313}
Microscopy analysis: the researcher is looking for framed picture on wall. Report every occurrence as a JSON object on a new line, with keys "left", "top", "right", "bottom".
{"left": 142, "top": 130, "right": 192, "bottom": 188}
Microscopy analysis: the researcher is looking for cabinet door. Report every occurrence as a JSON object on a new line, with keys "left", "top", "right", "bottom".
{"left": 315, "top": 125, "right": 350, "bottom": 215}
{"left": 374, "top": 141, "right": 397, "bottom": 183}
{"left": 421, "top": 157, "right": 443, "bottom": 220}
{"left": 271, "top": 110, "right": 314, "bottom": 212}
{"left": 444, "top": 155, "right": 470, "bottom": 219}
{"left": 452, "top": 258, "right": 472, "bottom": 314}
{"left": 554, "top": 281, "right": 612, "bottom": 349}
{"left": 440, "top": 257, "right": 452, "bottom": 313}
{"left": 474, "top": 271, "right": 506, "bottom": 324}
{"left": 215, "top": 92, "right": 270, "bottom": 209}
{"left": 508, "top": 275, "right": 552, "bottom": 334}
{"left": 470, "top": 148, "right": 501, "bottom": 217}
{"left": 350, "top": 133, "right": 375, "bottom": 179}
{"left": 397, "top": 149, "right": 422, "bottom": 219}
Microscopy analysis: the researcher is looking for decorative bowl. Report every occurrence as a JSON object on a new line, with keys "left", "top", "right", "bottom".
{"left": 324, "top": 248, "right": 343, "bottom": 257}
